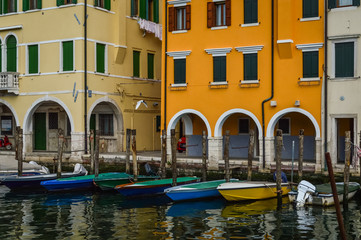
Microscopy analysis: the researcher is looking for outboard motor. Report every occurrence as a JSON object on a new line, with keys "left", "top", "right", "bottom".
{"left": 73, "top": 163, "right": 88, "bottom": 175}
{"left": 296, "top": 180, "right": 316, "bottom": 207}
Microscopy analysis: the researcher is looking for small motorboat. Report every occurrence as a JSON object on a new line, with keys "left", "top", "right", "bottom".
{"left": 115, "top": 177, "right": 200, "bottom": 197}
{"left": 1, "top": 163, "right": 87, "bottom": 191}
{"left": 164, "top": 179, "right": 239, "bottom": 202}
{"left": 288, "top": 180, "right": 360, "bottom": 207}
{"left": 217, "top": 181, "right": 291, "bottom": 201}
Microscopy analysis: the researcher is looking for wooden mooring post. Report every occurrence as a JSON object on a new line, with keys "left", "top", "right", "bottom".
{"left": 325, "top": 152, "right": 347, "bottom": 240}
{"left": 344, "top": 131, "right": 351, "bottom": 210}
{"left": 161, "top": 129, "right": 167, "bottom": 179}
{"left": 224, "top": 130, "right": 230, "bottom": 182}
{"left": 247, "top": 129, "right": 255, "bottom": 181}
{"left": 131, "top": 129, "right": 137, "bottom": 182}
{"left": 275, "top": 129, "right": 283, "bottom": 209}
{"left": 57, "top": 128, "right": 65, "bottom": 178}
{"left": 126, "top": 129, "right": 131, "bottom": 174}
{"left": 298, "top": 129, "right": 304, "bottom": 181}
{"left": 94, "top": 130, "right": 100, "bottom": 177}
{"left": 202, "top": 131, "right": 207, "bottom": 182}
{"left": 171, "top": 129, "right": 177, "bottom": 186}
{"left": 17, "top": 127, "right": 23, "bottom": 177}
{"left": 90, "top": 130, "right": 95, "bottom": 174}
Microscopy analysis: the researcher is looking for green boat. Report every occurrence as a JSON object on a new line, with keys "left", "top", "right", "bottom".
{"left": 93, "top": 173, "right": 159, "bottom": 191}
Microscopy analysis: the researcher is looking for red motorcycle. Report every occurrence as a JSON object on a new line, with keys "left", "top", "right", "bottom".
{"left": 0, "top": 135, "right": 12, "bottom": 150}
{"left": 177, "top": 136, "right": 186, "bottom": 153}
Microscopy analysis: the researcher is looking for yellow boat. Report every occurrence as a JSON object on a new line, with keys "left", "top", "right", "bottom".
{"left": 217, "top": 181, "right": 291, "bottom": 201}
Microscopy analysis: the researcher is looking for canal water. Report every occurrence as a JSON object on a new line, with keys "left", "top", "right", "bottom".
{"left": 0, "top": 185, "right": 361, "bottom": 240}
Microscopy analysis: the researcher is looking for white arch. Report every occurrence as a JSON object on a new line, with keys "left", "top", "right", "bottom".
{"left": 167, "top": 109, "right": 212, "bottom": 137}
{"left": 23, "top": 96, "right": 75, "bottom": 133}
{"left": 88, "top": 96, "right": 124, "bottom": 132}
{"left": 0, "top": 99, "right": 20, "bottom": 126}
{"left": 266, "top": 107, "right": 320, "bottom": 138}
{"left": 214, "top": 109, "right": 263, "bottom": 137}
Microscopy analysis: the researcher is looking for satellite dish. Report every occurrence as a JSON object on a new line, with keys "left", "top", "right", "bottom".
{"left": 135, "top": 100, "right": 148, "bottom": 110}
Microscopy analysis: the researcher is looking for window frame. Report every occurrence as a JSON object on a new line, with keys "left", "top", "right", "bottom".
{"left": 6, "top": 35, "right": 17, "bottom": 73}
{"left": 302, "top": 51, "right": 319, "bottom": 79}
{"left": 207, "top": 0, "right": 231, "bottom": 29}
{"left": 328, "top": 0, "right": 360, "bottom": 9}
{"left": 99, "top": 114, "right": 114, "bottom": 136}
{"left": 205, "top": 48, "right": 232, "bottom": 84}
{"left": 244, "top": 0, "right": 258, "bottom": 24}
{"left": 167, "top": 50, "right": 191, "bottom": 86}
{"left": 238, "top": 118, "right": 250, "bottom": 134}
{"left": 243, "top": 53, "right": 258, "bottom": 81}
{"left": 57, "top": 0, "right": 77, "bottom": 6}
{"left": 27, "top": 44, "right": 39, "bottom": 75}
{"left": 1, "top": 0, "right": 17, "bottom": 14}
{"left": 147, "top": 52, "right": 154, "bottom": 79}
{"left": 296, "top": 43, "right": 323, "bottom": 81}
{"left": 23, "top": 0, "right": 42, "bottom": 11}
{"left": 168, "top": 3, "right": 191, "bottom": 33}
{"left": 1, "top": 115, "right": 13, "bottom": 136}
{"left": 302, "top": 0, "right": 319, "bottom": 19}
{"left": 278, "top": 118, "right": 291, "bottom": 135}
{"left": 133, "top": 50, "right": 140, "bottom": 78}
{"left": 94, "top": 0, "right": 111, "bottom": 10}
{"left": 95, "top": 42, "right": 107, "bottom": 74}
{"left": 60, "top": 40, "right": 74, "bottom": 72}
{"left": 330, "top": 38, "right": 357, "bottom": 79}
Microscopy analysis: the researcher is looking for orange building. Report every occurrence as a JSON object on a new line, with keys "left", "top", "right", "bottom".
{"left": 162, "top": 0, "right": 324, "bottom": 172}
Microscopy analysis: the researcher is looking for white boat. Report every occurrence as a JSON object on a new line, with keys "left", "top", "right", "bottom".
{"left": 288, "top": 180, "right": 360, "bottom": 207}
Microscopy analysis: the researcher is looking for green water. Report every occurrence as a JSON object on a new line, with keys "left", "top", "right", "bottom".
{"left": 0, "top": 185, "right": 360, "bottom": 239}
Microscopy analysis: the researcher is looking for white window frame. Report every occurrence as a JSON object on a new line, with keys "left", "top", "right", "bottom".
{"left": 205, "top": 47, "right": 232, "bottom": 85}
{"left": 236, "top": 45, "right": 263, "bottom": 83}
{"left": 296, "top": 43, "right": 323, "bottom": 81}
{"left": 26, "top": 43, "right": 40, "bottom": 75}
{"left": 59, "top": 40, "right": 75, "bottom": 73}
{"left": 167, "top": 50, "right": 191, "bottom": 87}
{"left": 95, "top": 42, "right": 108, "bottom": 75}
{"left": 238, "top": 118, "right": 250, "bottom": 135}
{"left": 329, "top": 36, "right": 358, "bottom": 79}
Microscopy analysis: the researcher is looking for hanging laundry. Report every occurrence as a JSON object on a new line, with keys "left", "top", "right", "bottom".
{"left": 137, "top": 18, "right": 162, "bottom": 41}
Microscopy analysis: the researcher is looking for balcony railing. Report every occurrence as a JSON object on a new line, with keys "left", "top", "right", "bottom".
{"left": 0, "top": 72, "right": 19, "bottom": 94}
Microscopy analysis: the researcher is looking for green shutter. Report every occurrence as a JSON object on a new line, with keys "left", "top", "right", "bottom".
{"left": 303, "top": 51, "right": 318, "bottom": 78}
{"left": 28, "top": 45, "right": 38, "bottom": 74}
{"left": 57, "top": 0, "right": 64, "bottom": 6}
{"left": 147, "top": 53, "right": 154, "bottom": 79}
{"left": 96, "top": 43, "right": 105, "bottom": 73}
{"left": 6, "top": 36, "right": 17, "bottom": 72}
{"left": 353, "top": 0, "right": 360, "bottom": 6}
{"left": 23, "top": 0, "right": 29, "bottom": 11}
{"left": 62, "top": 41, "right": 73, "bottom": 71}
{"left": 153, "top": 0, "right": 159, "bottom": 23}
{"left": 0, "top": 0, "right": 2, "bottom": 14}
{"left": 328, "top": 0, "right": 336, "bottom": 9}
{"left": 94, "top": 0, "right": 98, "bottom": 6}
{"left": 174, "top": 59, "right": 186, "bottom": 84}
{"left": 303, "top": 0, "right": 318, "bottom": 18}
{"left": 72, "top": 0, "right": 77, "bottom": 4}
{"left": 335, "top": 42, "right": 354, "bottom": 78}
{"left": 37, "top": 0, "right": 42, "bottom": 9}
{"left": 139, "top": 0, "right": 146, "bottom": 19}
{"left": 213, "top": 56, "right": 226, "bottom": 82}
{"left": 244, "top": 0, "right": 257, "bottom": 24}
{"left": 133, "top": 51, "right": 140, "bottom": 77}
{"left": 104, "top": 0, "right": 110, "bottom": 10}
{"left": 244, "top": 53, "right": 257, "bottom": 80}
{"left": 4, "top": 0, "right": 8, "bottom": 13}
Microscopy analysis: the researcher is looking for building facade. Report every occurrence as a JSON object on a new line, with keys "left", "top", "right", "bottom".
{"left": 0, "top": 0, "right": 162, "bottom": 161}
{"left": 162, "top": 0, "right": 324, "bottom": 172}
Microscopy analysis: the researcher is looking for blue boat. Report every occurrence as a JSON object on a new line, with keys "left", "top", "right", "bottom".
{"left": 115, "top": 177, "right": 200, "bottom": 197}
{"left": 164, "top": 179, "right": 239, "bottom": 202}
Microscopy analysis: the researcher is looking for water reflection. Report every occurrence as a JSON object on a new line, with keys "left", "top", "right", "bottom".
{"left": 1, "top": 185, "right": 361, "bottom": 239}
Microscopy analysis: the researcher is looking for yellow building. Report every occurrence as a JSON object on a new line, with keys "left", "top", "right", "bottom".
{"left": 162, "top": 0, "right": 324, "bottom": 172}
{"left": 0, "top": 0, "right": 162, "bottom": 161}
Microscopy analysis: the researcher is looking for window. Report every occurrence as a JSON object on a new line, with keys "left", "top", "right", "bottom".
{"left": 278, "top": 118, "right": 290, "bottom": 135}
{"left": 1, "top": 0, "right": 17, "bottom": 14}
{"left": 328, "top": 0, "right": 360, "bottom": 9}
{"left": 1, "top": 116, "right": 12, "bottom": 135}
{"left": 138, "top": 0, "right": 159, "bottom": 23}
{"left": 133, "top": 50, "right": 140, "bottom": 77}
{"left": 57, "top": 0, "right": 77, "bottom": 6}
{"left": 168, "top": 5, "right": 191, "bottom": 31}
{"left": 66, "top": 117, "right": 71, "bottom": 136}
{"left": 174, "top": 59, "right": 186, "bottom": 84}
{"left": 28, "top": 45, "right": 39, "bottom": 74}
{"left": 244, "top": 0, "right": 257, "bottom": 24}
{"left": 156, "top": 115, "right": 160, "bottom": 132}
{"left": 0, "top": 40, "right": 2, "bottom": 71}
{"left": 244, "top": 53, "right": 257, "bottom": 80}
{"left": 147, "top": 53, "right": 154, "bottom": 79}
{"left": 335, "top": 42, "right": 354, "bottom": 77}
{"left": 49, "top": 113, "right": 58, "bottom": 130}
{"left": 94, "top": 0, "right": 110, "bottom": 10}
{"left": 23, "top": 0, "right": 42, "bottom": 11}
{"left": 62, "top": 41, "right": 74, "bottom": 72}
{"left": 6, "top": 36, "right": 17, "bottom": 72}
{"left": 99, "top": 114, "right": 113, "bottom": 136}
{"left": 96, "top": 43, "right": 106, "bottom": 73}
{"left": 213, "top": 56, "right": 226, "bottom": 82}
{"left": 131, "top": 0, "right": 138, "bottom": 16}
{"left": 303, "top": 0, "right": 318, "bottom": 18}
{"left": 207, "top": 0, "right": 231, "bottom": 28}
{"left": 238, "top": 119, "right": 249, "bottom": 134}
{"left": 303, "top": 51, "right": 318, "bottom": 78}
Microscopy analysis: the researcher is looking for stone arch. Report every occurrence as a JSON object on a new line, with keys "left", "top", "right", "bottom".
{"left": 0, "top": 99, "right": 19, "bottom": 126}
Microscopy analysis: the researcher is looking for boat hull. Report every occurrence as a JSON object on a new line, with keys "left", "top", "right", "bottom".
{"left": 217, "top": 181, "right": 291, "bottom": 201}
{"left": 94, "top": 175, "right": 159, "bottom": 191}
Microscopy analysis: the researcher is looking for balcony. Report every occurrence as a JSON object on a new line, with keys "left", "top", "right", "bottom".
{"left": 0, "top": 72, "right": 19, "bottom": 94}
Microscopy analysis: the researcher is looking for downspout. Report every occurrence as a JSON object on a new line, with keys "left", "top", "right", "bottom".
{"left": 164, "top": 0, "right": 168, "bottom": 131}
{"left": 261, "top": 0, "right": 274, "bottom": 169}
{"left": 324, "top": 0, "right": 328, "bottom": 170}
{"left": 84, "top": 0, "right": 88, "bottom": 153}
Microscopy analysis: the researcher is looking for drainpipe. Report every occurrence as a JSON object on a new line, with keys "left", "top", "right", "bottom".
{"left": 84, "top": 0, "right": 88, "bottom": 153}
{"left": 261, "top": 0, "right": 275, "bottom": 169}
{"left": 324, "top": 0, "right": 328, "bottom": 171}
{"left": 164, "top": 0, "right": 168, "bottom": 131}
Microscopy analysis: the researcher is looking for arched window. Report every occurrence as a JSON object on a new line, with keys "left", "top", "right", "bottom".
{"left": 6, "top": 35, "right": 17, "bottom": 72}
